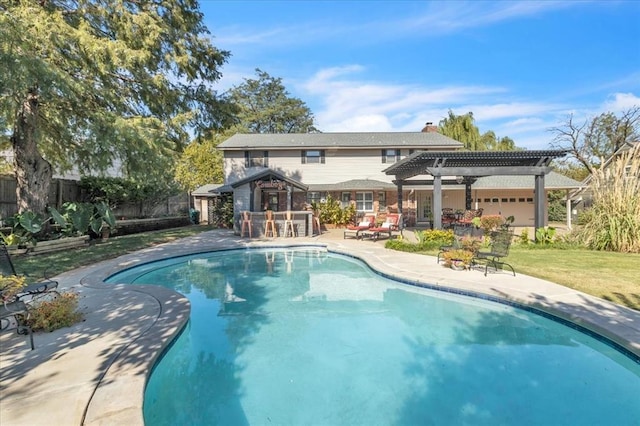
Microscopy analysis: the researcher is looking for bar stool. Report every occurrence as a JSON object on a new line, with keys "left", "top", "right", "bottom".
{"left": 283, "top": 210, "right": 295, "bottom": 237}
{"left": 240, "top": 211, "right": 252, "bottom": 238}
{"left": 312, "top": 213, "right": 321, "bottom": 235}
{"left": 264, "top": 210, "right": 277, "bottom": 237}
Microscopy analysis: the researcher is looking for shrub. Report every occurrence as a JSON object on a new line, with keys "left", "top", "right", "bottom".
{"left": 414, "top": 229, "right": 454, "bottom": 250}
{"left": 518, "top": 228, "right": 530, "bottom": 245}
{"left": 575, "top": 145, "right": 640, "bottom": 253}
{"left": 313, "top": 195, "right": 355, "bottom": 226}
{"left": 535, "top": 227, "right": 556, "bottom": 245}
{"left": 0, "top": 274, "right": 27, "bottom": 301}
{"left": 441, "top": 249, "right": 475, "bottom": 270}
{"left": 385, "top": 239, "right": 426, "bottom": 252}
{"left": 26, "top": 292, "right": 83, "bottom": 332}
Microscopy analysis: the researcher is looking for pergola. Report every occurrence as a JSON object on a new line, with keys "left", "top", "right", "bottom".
{"left": 383, "top": 150, "right": 569, "bottom": 230}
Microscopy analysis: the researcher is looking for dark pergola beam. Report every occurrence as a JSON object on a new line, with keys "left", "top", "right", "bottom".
{"left": 426, "top": 166, "right": 552, "bottom": 176}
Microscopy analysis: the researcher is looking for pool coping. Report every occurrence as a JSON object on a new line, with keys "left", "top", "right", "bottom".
{"left": 1, "top": 229, "right": 638, "bottom": 425}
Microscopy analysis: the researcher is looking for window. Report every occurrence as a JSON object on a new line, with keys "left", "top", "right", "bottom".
{"left": 355, "top": 192, "right": 374, "bottom": 212}
{"left": 381, "top": 149, "right": 401, "bottom": 164}
{"left": 378, "top": 192, "right": 386, "bottom": 210}
{"left": 301, "top": 150, "right": 325, "bottom": 164}
{"left": 266, "top": 192, "right": 278, "bottom": 211}
{"left": 307, "top": 192, "right": 324, "bottom": 205}
{"left": 244, "top": 151, "right": 268, "bottom": 167}
{"left": 341, "top": 192, "right": 351, "bottom": 208}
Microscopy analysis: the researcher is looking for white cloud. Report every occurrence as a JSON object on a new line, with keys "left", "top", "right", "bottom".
{"left": 301, "top": 66, "right": 564, "bottom": 147}
{"left": 602, "top": 92, "right": 640, "bottom": 112}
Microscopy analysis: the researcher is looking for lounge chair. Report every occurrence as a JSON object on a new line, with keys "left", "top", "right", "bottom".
{"left": 473, "top": 229, "right": 515, "bottom": 276}
{"left": 364, "top": 213, "right": 402, "bottom": 241}
{"left": 1, "top": 244, "right": 59, "bottom": 301}
{"left": 344, "top": 213, "right": 376, "bottom": 239}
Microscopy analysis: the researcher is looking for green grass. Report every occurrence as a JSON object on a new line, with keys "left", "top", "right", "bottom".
{"left": 508, "top": 246, "right": 640, "bottom": 311}
{"left": 11, "top": 225, "right": 640, "bottom": 311}
{"left": 414, "top": 244, "right": 640, "bottom": 311}
{"left": 12, "top": 225, "right": 216, "bottom": 281}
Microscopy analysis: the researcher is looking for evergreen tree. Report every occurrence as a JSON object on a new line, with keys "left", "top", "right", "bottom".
{"left": 0, "top": 1, "right": 230, "bottom": 214}
{"left": 228, "top": 69, "right": 318, "bottom": 134}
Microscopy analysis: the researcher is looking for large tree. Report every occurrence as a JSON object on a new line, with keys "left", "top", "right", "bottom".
{"left": 227, "top": 69, "right": 318, "bottom": 134}
{"left": 174, "top": 135, "right": 225, "bottom": 193}
{"left": 438, "top": 110, "right": 519, "bottom": 151}
{"left": 0, "top": 1, "right": 230, "bottom": 214}
{"left": 549, "top": 106, "right": 640, "bottom": 175}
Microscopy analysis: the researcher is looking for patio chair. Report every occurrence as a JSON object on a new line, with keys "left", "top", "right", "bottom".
{"left": 456, "top": 208, "right": 483, "bottom": 227}
{"left": 437, "top": 225, "right": 473, "bottom": 263}
{"left": 1, "top": 299, "right": 34, "bottom": 350}
{"left": 344, "top": 213, "right": 376, "bottom": 239}
{"left": 365, "top": 213, "right": 402, "bottom": 241}
{"left": 473, "top": 229, "right": 516, "bottom": 276}
{"left": 441, "top": 208, "right": 457, "bottom": 229}
{"left": 1, "top": 244, "right": 59, "bottom": 301}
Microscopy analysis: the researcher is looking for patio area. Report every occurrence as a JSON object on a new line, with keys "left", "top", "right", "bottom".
{"left": 1, "top": 228, "right": 639, "bottom": 425}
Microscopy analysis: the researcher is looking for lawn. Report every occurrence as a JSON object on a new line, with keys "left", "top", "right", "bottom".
{"left": 420, "top": 244, "right": 640, "bottom": 311}
{"left": 10, "top": 225, "right": 640, "bottom": 311}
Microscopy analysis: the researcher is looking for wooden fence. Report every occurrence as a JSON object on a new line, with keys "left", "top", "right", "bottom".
{"left": 0, "top": 176, "right": 189, "bottom": 220}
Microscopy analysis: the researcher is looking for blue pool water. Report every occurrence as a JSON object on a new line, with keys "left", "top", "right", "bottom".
{"left": 107, "top": 248, "right": 640, "bottom": 426}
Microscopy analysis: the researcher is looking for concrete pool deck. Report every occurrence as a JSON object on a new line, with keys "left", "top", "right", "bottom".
{"left": 1, "top": 228, "right": 639, "bottom": 425}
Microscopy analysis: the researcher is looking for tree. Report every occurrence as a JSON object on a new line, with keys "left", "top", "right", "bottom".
{"left": 438, "top": 111, "right": 481, "bottom": 150}
{"left": 174, "top": 135, "right": 225, "bottom": 193}
{"left": 0, "top": 1, "right": 230, "bottom": 215}
{"left": 227, "top": 69, "right": 318, "bottom": 134}
{"left": 549, "top": 106, "right": 640, "bottom": 175}
{"left": 438, "top": 110, "right": 519, "bottom": 151}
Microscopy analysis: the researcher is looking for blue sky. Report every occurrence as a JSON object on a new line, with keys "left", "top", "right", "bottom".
{"left": 200, "top": 1, "right": 640, "bottom": 150}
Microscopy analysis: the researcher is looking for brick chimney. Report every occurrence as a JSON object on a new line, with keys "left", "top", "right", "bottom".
{"left": 421, "top": 122, "right": 438, "bottom": 133}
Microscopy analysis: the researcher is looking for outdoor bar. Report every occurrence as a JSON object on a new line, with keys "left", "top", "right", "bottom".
{"left": 238, "top": 210, "right": 314, "bottom": 238}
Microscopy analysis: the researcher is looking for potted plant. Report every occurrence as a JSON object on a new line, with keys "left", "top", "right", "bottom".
{"left": 442, "top": 249, "right": 475, "bottom": 270}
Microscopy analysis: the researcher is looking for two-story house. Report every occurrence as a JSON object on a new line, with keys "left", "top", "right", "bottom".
{"left": 194, "top": 124, "right": 582, "bottom": 232}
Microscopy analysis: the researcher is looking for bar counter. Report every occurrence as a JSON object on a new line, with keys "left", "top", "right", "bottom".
{"left": 237, "top": 210, "right": 315, "bottom": 237}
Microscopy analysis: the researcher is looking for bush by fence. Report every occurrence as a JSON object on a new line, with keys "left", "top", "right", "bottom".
{"left": 0, "top": 176, "right": 189, "bottom": 220}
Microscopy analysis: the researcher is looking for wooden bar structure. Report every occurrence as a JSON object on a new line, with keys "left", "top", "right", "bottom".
{"left": 237, "top": 211, "right": 314, "bottom": 238}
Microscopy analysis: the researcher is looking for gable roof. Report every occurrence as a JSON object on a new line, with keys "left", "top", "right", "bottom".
{"left": 192, "top": 183, "right": 233, "bottom": 196}
{"left": 230, "top": 168, "right": 308, "bottom": 191}
{"left": 217, "top": 132, "right": 463, "bottom": 150}
{"left": 308, "top": 179, "right": 397, "bottom": 192}
{"left": 472, "top": 172, "right": 584, "bottom": 190}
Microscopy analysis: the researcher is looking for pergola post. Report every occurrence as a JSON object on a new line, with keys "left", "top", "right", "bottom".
{"left": 534, "top": 174, "right": 545, "bottom": 235}
{"left": 396, "top": 181, "right": 403, "bottom": 216}
{"left": 566, "top": 189, "right": 572, "bottom": 230}
{"left": 433, "top": 176, "right": 442, "bottom": 229}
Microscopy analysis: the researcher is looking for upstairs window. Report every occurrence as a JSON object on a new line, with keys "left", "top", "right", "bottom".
{"left": 244, "top": 151, "right": 269, "bottom": 167}
{"left": 301, "top": 150, "right": 325, "bottom": 164}
{"left": 382, "top": 149, "right": 401, "bottom": 163}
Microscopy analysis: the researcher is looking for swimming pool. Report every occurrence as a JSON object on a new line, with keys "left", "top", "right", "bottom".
{"left": 107, "top": 247, "right": 640, "bottom": 425}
